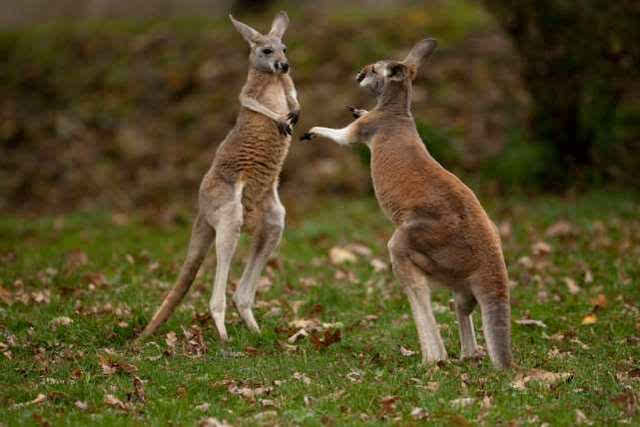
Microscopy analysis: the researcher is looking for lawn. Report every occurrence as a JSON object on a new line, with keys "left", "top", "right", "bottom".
{"left": 1, "top": 191, "right": 639, "bottom": 426}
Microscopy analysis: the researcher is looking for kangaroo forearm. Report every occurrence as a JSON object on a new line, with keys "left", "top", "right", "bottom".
{"left": 240, "top": 95, "right": 281, "bottom": 121}
{"left": 310, "top": 125, "right": 356, "bottom": 145}
{"left": 282, "top": 75, "right": 299, "bottom": 112}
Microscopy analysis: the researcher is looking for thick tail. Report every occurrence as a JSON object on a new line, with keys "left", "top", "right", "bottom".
{"left": 477, "top": 294, "right": 512, "bottom": 369}
{"left": 138, "top": 215, "right": 214, "bottom": 340}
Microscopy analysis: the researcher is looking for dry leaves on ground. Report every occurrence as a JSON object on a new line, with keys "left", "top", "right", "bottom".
{"left": 310, "top": 328, "right": 341, "bottom": 350}
{"left": 511, "top": 369, "right": 572, "bottom": 390}
{"left": 104, "top": 394, "right": 128, "bottom": 411}
{"left": 199, "top": 418, "right": 232, "bottom": 427}
{"left": 516, "top": 318, "right": 548, "bottom": 328}
{"left": 329, "top": 247, "right": 358, "bottom": 265}
{"left": 11, "top": 393, "right": 47, "bottom": 410}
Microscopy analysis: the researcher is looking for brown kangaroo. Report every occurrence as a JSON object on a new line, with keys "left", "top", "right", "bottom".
{"left": 302, "top": 39, "right": 512, "bottom": 369}
{"left": 138, "top": 11, "right": 299, "bottom": 342}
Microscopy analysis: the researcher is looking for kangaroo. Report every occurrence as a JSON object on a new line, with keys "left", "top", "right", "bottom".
{"left": 138, "top": 11, "right": 299, "bottom": 342}
{"left": 301, "top": 39, "right": 512, "bottom": 369}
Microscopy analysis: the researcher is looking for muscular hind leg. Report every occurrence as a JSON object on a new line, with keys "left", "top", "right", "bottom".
{"left": 454, "top": 291, "right": 479, "bottom": 359}
{"left": 233, "top": 187, "right": 285, "bottom": 333}
{"left": 204, "top": 184, "right": 244, "bottom": 342}
{"left": 388, "top": 226, "right": 447, "bottom": 363}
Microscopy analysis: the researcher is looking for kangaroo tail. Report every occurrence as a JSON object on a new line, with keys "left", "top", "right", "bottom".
{"left": 138, "top": 215, "right": 214, "bottom": 339}
{"left": 477, "top": 292, "right": 512, "bottom": 369}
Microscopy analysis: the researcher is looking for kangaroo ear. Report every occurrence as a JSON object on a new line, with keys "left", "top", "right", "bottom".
{"left": 385, "top": 62, "right": 408, "bottom": 81}
{"left": 269, "top": 11, "right": 289, "bottom": 40}
{"left": 229, "top": 14, "right": 263, "bottom": 46}
{"left": 402, "top": 38, "right": 437, "bottom": 78}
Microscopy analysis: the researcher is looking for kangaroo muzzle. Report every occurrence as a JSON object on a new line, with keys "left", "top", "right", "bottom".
{"left": 275, "top": 61, "right": 289, "bottom": 73}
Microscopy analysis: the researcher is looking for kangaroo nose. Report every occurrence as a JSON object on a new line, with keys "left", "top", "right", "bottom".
{"left": 281, "top": 62, "right": 289, "bottom": 73}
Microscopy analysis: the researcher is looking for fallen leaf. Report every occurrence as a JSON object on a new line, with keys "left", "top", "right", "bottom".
{"left": 166, "top": 331, "right": 178, "bottom": 352}
{"left": 584, "top": 269, "right": 594, "bottom": 284}
{"left": 581, "top": 313, "right": 598, "bottom": 325}
{"left": 293, "top": 372, "right": 311, "bottom": 385}
{"left": 287, "top": 329, "right": 308, "bottom": 344}
{"left": 611, "top": 391, "right": 637, "bottom": 416}
{"left": 0, "top": 285, "right": 12, "bottom": 304}
{"left": 99, "top": 355, "right": 117, "bottom": 376}
{"left": 196, "top": 402, "right": 210, "bottom": 412}
{"left": 411, "top": 407, "right": 429, "bottom": 420}
{"left": 334, "top": 269, "right": 358, "bottom": 283}
{"left": 329, "top": 247, "right": 357, "bottom": 265}
{"left": 370, "top": 258, "right": 388, "bottom": 272}
{"left": 50, "top": 316, "right": 73, "bottom": 329}
{"left": 379, "top": 395, "right": 400, "bottom": 414}
{"left": 516, "top": 319, "right": 547, "bottom": 328}
{"left": 575, "top": 409, "right": 593, "bottom": 425}
{"left": 254, "top": 411, "right": 277, "bottom": 421}
{"left": 346, "top": 370, "right": 363, "bottom": 383}
{"left": 32, "top": 290, "right": 51, "bottom": 304}
{"left": 518, "top": 256, "right": 534, "bottom": 269}
{"left": 450, "top": 397, "right": 476, "bottom": 409}
{"left": 482, "top": 395, "right": 492, "bottom": 409}
{"left": 304, "top": 395, "right": 313, "bottom": 407}
{"left": 511, "top": 369, "right": 572, "bottom": 390}
{"left": 426, "top": 381, "right": 440, "bottom": 392}
{"left": 310, "top": 329, "right": 341, "bottom": 350}
{"left": 104, "top": 394, "right": 127, "bottom": 410}
{"left": 399, "top": 346, "right": 416, "bottom": 357}
{"left": 590, "top": 294, "right": 607, "bottom": 309}
{"left": 546, "top": 221, "right": 573, "bottom": 238}
{"left": 133, "top": 376, "right": 145, "bottom": 403}
{"left": 182, "top": 325, "right": 207, "bottom": 357}
{"left": 66, "top": 250, "right": 89, "bottom": 272}
{"left": 75, "top": 400, "right": 88, "bottom": 410}
{"left": 498, "top": 220, "right": 512, "bottom": 239}
{"left": 260, "top": 399, "right": 276, "bottom": 407}
{"left": 564, "top": 277, "right": 582, "bottom": 295}
{"left": 345, "top": 243, "right": 373, "bottom": 257}
{"left": 11, "top": 393, "right": 47, "bottom": 409}
{"left": 199, "top": 418, "right": 232, "bottom": 427}
{"left": 532, "top": 241, "right": 552, "bottom": 256}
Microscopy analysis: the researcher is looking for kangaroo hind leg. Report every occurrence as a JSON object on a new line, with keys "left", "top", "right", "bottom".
{"left": 233, "top": 189, "right": 285, "bottom": 333}
{"left": 454, "top": 291, "right": 479, "bottom": 359}
{"left": 207, "top": 195, "right": 243, "bottom": 342}
{"left": 389, "top": 226, "right": 447, "bottom": 364}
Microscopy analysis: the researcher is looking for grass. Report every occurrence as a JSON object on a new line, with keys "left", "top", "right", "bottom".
{"left": 1, "top": 191, "right": 639, "bottom": 426}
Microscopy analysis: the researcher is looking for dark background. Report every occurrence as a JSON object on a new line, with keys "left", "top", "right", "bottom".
{"left": 2, "top": 0, "right": 639, "bottom": 217}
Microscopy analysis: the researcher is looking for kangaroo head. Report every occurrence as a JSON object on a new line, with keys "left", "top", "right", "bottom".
{"left": 229, "top": 11, "right": 290, "bottom": 74}
{"left": 356, "top": 38, "right": 437, "bottom": 96}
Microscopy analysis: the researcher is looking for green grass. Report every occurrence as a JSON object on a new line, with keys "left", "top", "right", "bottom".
{"left": 1, "top": 192, "right": 639, "bottom": 426}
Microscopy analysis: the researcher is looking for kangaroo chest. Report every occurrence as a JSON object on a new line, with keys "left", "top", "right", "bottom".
{"left": 370, "top": 149, "right": 410, "bottom": 225}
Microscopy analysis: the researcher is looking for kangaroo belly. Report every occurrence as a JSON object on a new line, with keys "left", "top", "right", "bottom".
{"left": 211, "top": 111, "right": 290, "bottom": 213}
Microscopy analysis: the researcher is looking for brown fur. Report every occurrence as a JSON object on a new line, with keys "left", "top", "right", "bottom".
{"left": 304, "top": 39, "right": 512, "bottom": 368}
{"left": 204, "top": 70, "right": 292, "bottom": 230}
{"left": 138, "top": 12, "right": 298, "bottom": 341}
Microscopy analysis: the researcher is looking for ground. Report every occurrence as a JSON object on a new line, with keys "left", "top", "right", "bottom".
{"left": 1, "top": 191, "right": 639, "bottom": 426}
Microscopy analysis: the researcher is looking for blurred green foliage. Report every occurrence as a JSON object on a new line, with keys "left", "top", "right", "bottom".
{"left": 483, "top": 0, "right": 640, "bottom": 189}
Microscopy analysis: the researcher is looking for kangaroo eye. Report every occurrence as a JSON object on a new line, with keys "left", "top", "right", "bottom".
{"left": 263, "top": 48, "right": 273, "bottom": 55}
{"left": 283, "top": 47, "right": 287, "bottom": 53}
{"left": 371, "top": 69, "right": 377, "bottom": 74}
